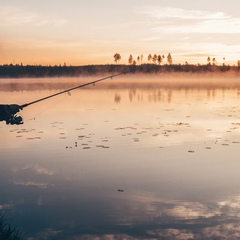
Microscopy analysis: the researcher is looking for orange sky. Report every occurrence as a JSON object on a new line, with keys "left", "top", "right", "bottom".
{"left": 1, "top": 0, "right": 240, "bottom": 66}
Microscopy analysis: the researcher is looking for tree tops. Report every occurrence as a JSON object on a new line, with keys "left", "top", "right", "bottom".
{"left": 114, "top": 52, "right": 173, "bottom": 65}
{"left": 1, "top": 53, "right": 239, "bottom": 78}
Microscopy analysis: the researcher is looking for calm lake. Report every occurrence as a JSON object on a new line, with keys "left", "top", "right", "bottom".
{"left": 1, "top": 73, "right": 240, "bottom": 239}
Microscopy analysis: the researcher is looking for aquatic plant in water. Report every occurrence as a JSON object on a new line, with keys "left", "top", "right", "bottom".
{"left": 0, "top": 213, "right": 23, "bottom": 240}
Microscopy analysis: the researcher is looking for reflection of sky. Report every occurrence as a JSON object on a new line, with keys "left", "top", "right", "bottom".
{"left": 1, "top": 79, "right": 240, "bottom": 239}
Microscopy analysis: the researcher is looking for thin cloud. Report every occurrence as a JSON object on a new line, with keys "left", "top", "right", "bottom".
{"left": 176, "top": 42, "right": 240, "bottom": 62}
{"left": 165, "top": 202, "right": 217, "bottom": 219}
{"left": 22, "top": 164, "right": 55, "bottom": 176}
{"left": 0, "top": 5, "right": 67, "bottom": 27}
{"left": 135, "top": 6, "right": 240, "bottom": 34}
{"left": 110, "top": 192, "right": 240, "bottom": 238}
{"left": 13, "top": 180, "right": 50, "bottom": 188}
{"left": 12, "top": 164, "right": 55, "bottom": 176}
{"left": 137, "top": 6, "right": 228, "bottom": 20}
{"left": 202, "top": 224, "right": 240, "bottom": 239}
{"left": 0, "top": 204, "right": 13, "bottom": 210}
{"left": 0, "top": 5, "right": 37, "bottom": 25}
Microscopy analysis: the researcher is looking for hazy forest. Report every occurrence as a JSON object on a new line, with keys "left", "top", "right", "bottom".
{"left": 1, "top": 53, "right": 240, "bottom": 78}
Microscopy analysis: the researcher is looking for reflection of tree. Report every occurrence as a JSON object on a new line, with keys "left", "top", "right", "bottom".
{"left": 129, "top": 92, "right": 133, "bottom": 102}
{"left": 114, "top": 93, "right": 121, "bottom": 103}
{"left": 129, "top": 89, "right": 137, "bottom": 102}
{"left": 207, "top": 89, "right": 216, "bottom": 100}
{"left": 147, "top": 89, "right": 172, "bottom": 103}
{"left": 167, "top": 90, "right": 172, "bottom": 103}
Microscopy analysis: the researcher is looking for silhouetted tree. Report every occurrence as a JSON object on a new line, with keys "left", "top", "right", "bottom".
{"left": 222, "top": 58, "right": 226, "bottom": 66}
{"left": 212, "top": 57, "right": 217, "bottom": 66}
{"left": 113, "top": 53, "right": 121, "bottom": 64}
{"left": 128, "top": 54, "right": 133, "bottom": 65}
{"left": 133, "top": 60, "right": 137, "bottom": 65}
{"left": 207, "top": 56, "right": 211, "bottom": 65}
{"left": 137, "top": 56, "right": 140, "bottom": 65}
{"left": 167, "top": 53, "right": 172, "bottom": 65}
{"left": 237, "top": 60, "right": 240, "bottom": 67}
{"left": 140, "top": 54, "right": 143, "bottom": 64}
{"left": 152, "top": 54, "right": 158, "bottom": 64}
{"left": 148, "top": 54, "right": 152, "bottom": 63}
{"left": 157, "top": 55, "right": 162, "bottom": 65}
{"left": 162, "top": 54, "right": 165, "bottom": 64}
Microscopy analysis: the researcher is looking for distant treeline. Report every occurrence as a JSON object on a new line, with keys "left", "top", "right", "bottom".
{"left": 0, "top": 64, "right": 239, "bottom": 78}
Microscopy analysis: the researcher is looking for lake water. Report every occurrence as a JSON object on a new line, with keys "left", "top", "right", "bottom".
{"left": 1, "top": 74, "right": 240, "bottom": 239}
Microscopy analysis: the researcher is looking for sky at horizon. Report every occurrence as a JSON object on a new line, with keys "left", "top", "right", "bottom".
{"left": 1, "top": 0, "right": 240, "bottom": 66}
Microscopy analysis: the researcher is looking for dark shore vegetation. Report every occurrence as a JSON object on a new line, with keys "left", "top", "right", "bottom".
{"left": 0, "top": 213, "right": 23, "bottom": 240}
{"left": 0, "top": 64, "right": 239, "bottom": 78}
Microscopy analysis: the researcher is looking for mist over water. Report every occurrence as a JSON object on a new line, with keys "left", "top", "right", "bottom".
{"left": 1, "top": 71, "right": 240, "bottom": 92}
{"left": 1, "top": 75, "right": 240, "bottom": 239}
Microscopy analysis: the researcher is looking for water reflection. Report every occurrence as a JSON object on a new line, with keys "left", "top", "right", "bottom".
{"left": 1, "top": 77, "right": 240, "bottom": 239}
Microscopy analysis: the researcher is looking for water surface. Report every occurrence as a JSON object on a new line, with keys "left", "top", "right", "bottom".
{"left": 1, "top": 75, "right": 240, "bottom": 239}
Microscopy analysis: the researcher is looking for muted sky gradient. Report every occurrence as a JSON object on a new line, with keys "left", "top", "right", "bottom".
{"left": 1, "top": 0, "right": 240, "bottom": 65}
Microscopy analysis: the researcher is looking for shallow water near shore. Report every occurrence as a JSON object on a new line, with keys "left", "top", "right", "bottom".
{"left": 1, "top": 75, "right": 240, "bottom": 239}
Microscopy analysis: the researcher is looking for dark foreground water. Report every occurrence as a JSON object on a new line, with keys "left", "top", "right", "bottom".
{"left": 1, "top": 75, "right": 240, "bottom": 239}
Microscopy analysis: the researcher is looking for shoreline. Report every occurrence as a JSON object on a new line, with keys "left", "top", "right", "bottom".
{"left": 0, "top": 64, "right": 240, "bottom": 78}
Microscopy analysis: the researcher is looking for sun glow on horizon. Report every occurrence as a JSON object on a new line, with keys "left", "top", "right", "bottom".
{"left": 1, "top": 1, "right": 240, "bottom": 66}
